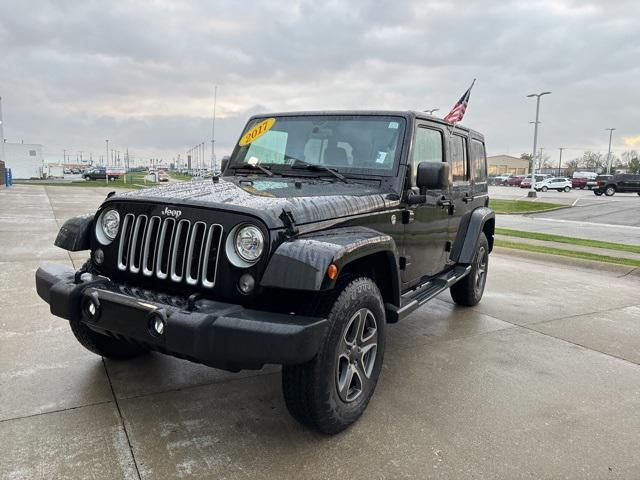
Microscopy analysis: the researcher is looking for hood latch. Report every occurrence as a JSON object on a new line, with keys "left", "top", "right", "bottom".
{"left": 279, "top": 209, "right": 299, "bottom": 237}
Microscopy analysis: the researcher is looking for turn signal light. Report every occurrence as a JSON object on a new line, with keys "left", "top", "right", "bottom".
{"left": 327, "top": 264, "right": 338, "bottom": 280}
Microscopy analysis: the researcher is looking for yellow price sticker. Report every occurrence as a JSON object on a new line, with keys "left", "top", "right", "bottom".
{"left": 239, "top": 118, "right": 276, "bottom": 146}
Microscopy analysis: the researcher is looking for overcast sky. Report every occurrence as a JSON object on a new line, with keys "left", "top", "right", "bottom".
{"left": 1, "top": 0, "right": 639, "bottom": 165}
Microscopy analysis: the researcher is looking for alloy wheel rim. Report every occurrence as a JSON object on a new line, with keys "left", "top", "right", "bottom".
{"left": 336, "top": 308, "right": 378, "bottom": 403}
{"left": 475, "top": 246, "right": 487, "bottom": 293}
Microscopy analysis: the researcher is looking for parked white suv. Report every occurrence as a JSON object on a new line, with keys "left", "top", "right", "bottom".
{"left": 535, "top": 177, "right": 572, "bottom": 192}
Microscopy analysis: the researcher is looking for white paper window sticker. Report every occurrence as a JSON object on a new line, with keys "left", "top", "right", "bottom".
{"left": 388, "top": 121, "right": 399, "bottom": 129}
{"left": 376, "top": 152, "right": 388, "bottom": 164}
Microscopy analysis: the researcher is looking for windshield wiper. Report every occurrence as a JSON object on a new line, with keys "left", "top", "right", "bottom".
{"left": 230, "top": 163, "right": 274, "bottom": 177}
{"left": 290, "top": 160, "right": 349, "bottom": 183}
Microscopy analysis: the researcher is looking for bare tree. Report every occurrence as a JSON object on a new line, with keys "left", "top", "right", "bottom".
{"left": 564, "top": 158, "right": 580, "bottom": 176}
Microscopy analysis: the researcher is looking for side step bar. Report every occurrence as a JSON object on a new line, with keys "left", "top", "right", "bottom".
{"left": 385, "top": 265, "right": 472, "bottom": 322}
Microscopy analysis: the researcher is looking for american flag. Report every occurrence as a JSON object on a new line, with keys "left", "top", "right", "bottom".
{"left": 443, "top": 79, "right": 475, "bottom": 124}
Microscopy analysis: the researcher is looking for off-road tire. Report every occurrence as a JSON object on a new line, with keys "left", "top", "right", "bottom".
{"left": 605, "top": 186, "right": 616, "bottom": 196}
{"left": 69, "top": 317, "right": 148, "bottom": 360}
{"left": 450, "top": 232, "right": 489, "bottom": 307}
{"left": 282, "top": 277, "right": 386, "bottom": 435}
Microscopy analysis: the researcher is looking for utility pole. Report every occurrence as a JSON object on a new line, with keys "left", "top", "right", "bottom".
{"left": 63, "top": 149, "right": 67, "bottom": 164}
{"left": 558, "top": 147, "right": 565, "bottom": 177}
{"left": 605, "top": 128, "right": 616, "bottom": 174}
{"left": 526, "top": 91, "right": 552, "bottom": 198}
{"left": 212, "top": 85, "right": 217, "bottom": 173}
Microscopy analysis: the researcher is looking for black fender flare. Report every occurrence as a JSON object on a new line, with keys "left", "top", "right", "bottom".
{"left": 260, "top": 226, "right": 400, "bottom": 304}
{"left": 450, "top": 207, "right": 495, "bottom": 264}
{"left": 54, "top": 214, "right": 94, "bottom": 251}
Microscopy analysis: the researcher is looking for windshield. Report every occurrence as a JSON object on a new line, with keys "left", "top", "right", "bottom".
{"left": 228, "top": 115, "right": 406, "bottom": 177}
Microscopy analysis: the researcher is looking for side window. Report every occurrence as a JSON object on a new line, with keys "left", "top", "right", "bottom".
{"left": 411, "top": 127, "right": 443, "bottom": 182}
{"left": 471, "top": 139, "right": 487, "bottom": 182}
{"left": 450, "top": 135, "right": 468, "bottom": 182}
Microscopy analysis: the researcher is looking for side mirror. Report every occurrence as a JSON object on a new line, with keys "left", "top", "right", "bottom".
{"left": 416, "top": 162, "right": 451, "bottom": 192}
{"left": 220, "top": 156, "right": 230, "bottom": 173}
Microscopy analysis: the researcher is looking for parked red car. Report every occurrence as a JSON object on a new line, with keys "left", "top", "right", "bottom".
{"left": 571, "top": 177, "right": 588, "bottom": 189}
{"left": 507, "top": 175, "right": 524, "bottom": 187}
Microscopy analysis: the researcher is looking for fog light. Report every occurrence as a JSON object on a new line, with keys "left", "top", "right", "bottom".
{"left": 152, "top": 316, "right": 165, "bottom": 335}
{"left": 93, "top": 248, "right": 104, "bottom": 265}
{"left": 82, "top": 295, "right": 101, "bottom": 321}
{"left": 238, "top": 273, "right": 255, "bottom": 294}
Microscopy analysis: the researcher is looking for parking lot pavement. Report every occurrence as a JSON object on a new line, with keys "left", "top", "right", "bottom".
{"left": 2, "top": 184, "right": 640, "bottom": 479}
{"left": 489, "top": 186, "right": 640, "bottom": 243}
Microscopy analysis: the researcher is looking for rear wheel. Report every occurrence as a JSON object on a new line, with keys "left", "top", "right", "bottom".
{"left": 451, "top": 233, "right": 489, "bottom": 307}
{"left": 282, "top": 277, "right": 386, "bottom": 435}
{"left": 69, "top": 317, "right": 148, "bottom": 360}
{"left": 605, "top": 186, "right": 616, "bottom": 196}
{"left": 594, "top": 190, "right": 603, "bottom": 196}
{"left": 564, "top": 186, "right": 571, "bottom": 192}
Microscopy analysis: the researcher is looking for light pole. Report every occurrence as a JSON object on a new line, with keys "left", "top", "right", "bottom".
{"left": 558, "top": 147, "right": 565, "bottom": 177}
{"left": 605, "top": 128, "right": 615, "bottom": 174}
{"left": 105, "top": 140, "right": 109, "bottom": 185}
{"left": 423, "top": 108, "right": 439, "bottom": 115}
{"left": 526, "top": 91, "right": 552, "bottom": 198}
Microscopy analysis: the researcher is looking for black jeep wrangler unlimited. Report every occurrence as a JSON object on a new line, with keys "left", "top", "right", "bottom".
{"left": 35, "top": 111, "right": 494, "bottom": 434}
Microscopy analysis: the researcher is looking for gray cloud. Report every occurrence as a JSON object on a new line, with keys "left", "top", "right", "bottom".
{"left": 1, "top": 0, "right": 638, "bottom": 164}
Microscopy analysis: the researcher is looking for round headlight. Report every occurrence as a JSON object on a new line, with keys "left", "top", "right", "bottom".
{"left": 234, "top": 225, "right": 264, "bottom": 263}
{"left": 101, "top": 209, "right": 120, "bottom": 241}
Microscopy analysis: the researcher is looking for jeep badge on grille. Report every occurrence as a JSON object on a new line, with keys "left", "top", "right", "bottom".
{"left": 161, "top": 207, "right": 182, "bottom": 218}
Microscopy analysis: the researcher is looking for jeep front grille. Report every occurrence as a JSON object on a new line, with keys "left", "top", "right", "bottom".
{"left": 117, "top": 214, "right": 223, "bottom": 288}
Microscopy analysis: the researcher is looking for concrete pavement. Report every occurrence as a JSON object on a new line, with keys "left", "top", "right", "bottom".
{"left": 2, "top": 184, "right": 640, "bottom": 479}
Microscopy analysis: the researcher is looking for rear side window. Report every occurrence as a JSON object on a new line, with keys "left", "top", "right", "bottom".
{"left": 450, "top": 134, "right": 468, "bottom": 182}
{"left": 411, "top": 127, "right": 444, "bottom": 181}
{"left": 470, "top": 139, "right": 487, "bottom": 182}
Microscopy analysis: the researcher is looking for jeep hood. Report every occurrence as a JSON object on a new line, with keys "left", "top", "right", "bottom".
{"left": 111, "top": 177, "right": 399, "bottom": 230}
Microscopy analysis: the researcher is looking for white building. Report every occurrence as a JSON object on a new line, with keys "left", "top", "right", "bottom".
{"left": 4, "top": 142, "right": 44, "bottom": 179}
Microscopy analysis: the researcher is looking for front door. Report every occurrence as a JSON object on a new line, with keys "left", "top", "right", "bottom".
{"left": 402, "top": 125, "right": 451, "bottom": 285}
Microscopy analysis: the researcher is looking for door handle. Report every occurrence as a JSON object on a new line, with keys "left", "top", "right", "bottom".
{"left": 438, "top": 197, "right": 455, "bottom": 215}
{"left": 463, "top": 193, "right": 474, "bottom": 203}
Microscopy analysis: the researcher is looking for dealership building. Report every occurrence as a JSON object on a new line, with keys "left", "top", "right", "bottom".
{"left": 0, "top": 96, "right": 45, "bottom": 179}
{"left": 487, "top": 154, "right": 530, "bottom": 176}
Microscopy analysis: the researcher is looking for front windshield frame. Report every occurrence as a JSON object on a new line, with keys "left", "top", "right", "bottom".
{"left": 227, "top": 114, "right": 408, "bottom": 178}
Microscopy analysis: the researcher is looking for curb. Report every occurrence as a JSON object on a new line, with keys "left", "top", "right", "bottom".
{"left": 495, "top": 205, "right": 573, "bottom": 215}
{"left": 493, "top": 246, "right": 640, "bottom": 278}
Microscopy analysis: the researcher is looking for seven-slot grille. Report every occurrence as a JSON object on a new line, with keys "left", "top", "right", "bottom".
{"left": 117, "top": 214, "right": 223, "bottom": 288}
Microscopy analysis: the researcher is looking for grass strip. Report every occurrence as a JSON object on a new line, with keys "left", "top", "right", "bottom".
{"left": 496, "top": 228, "right": 640, "bottom": 254}
{"left": 494, "top": 239, "right": 640, "bottom": 268}
{"left": 490, "top": 199, "right": 565, "bottom": 214}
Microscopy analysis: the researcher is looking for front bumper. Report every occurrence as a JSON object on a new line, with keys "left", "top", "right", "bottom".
{"left": 35, "top": 264, "right": 328, "bottom": 371}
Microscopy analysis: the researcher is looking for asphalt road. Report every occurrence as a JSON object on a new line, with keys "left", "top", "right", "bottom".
{"left": 2, "top": 184, "right": 640, "bottom": 479}
{"left": 489, "top": 185, "right": 640, "bottom": 227}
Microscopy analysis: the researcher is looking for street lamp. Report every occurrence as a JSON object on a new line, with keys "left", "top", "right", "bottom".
{"left": 526, "top": 91, "right": 552, "bottom": 198}
{"left": 605, "top": 128, "right": 616, "bottom": 174}
{"left": 423, "top": 108, "right": 439, "bottom": 115}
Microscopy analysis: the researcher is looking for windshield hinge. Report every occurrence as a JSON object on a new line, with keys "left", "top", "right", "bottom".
{"left": 279, "top": 209, "right": 299, "bottom": 236}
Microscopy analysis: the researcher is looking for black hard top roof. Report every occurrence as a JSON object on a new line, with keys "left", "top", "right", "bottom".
{"left": 248, "top": 110, "right": 483, "bottom": 139}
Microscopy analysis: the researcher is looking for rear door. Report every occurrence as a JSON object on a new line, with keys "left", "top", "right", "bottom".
{"left": 448, "top": 133, "right": 473, "bottom": 254}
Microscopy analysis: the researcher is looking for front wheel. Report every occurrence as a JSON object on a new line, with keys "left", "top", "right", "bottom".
{"left": 282, "top": 277, "right": 386, "bottom": 435}
{"left": 541, "top": 186, "right": 548, "bottom": 192}
{"left": 451, "top": 232, "right": 489, "bottom": 307}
